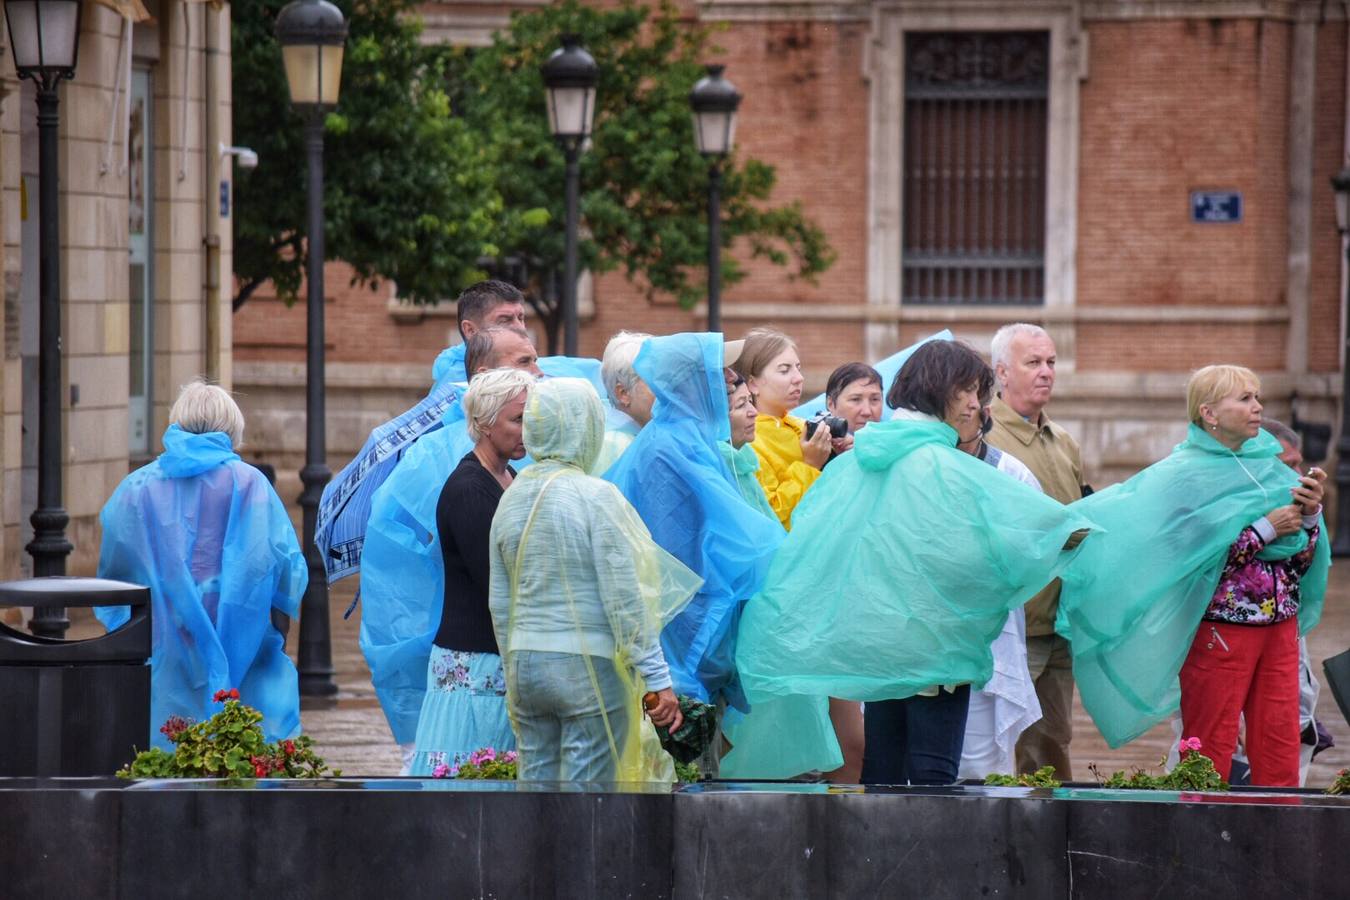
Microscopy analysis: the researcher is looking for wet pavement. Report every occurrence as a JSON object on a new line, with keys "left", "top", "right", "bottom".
{"left": 26, "top": 558, "right": 1344, "bottom": 783}
{"left": 292, "top": 570, "right": 1350, "bottom": 787}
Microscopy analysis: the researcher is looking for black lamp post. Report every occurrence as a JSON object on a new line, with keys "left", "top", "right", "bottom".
{"left": 6, "top": 0, "right": 82, "bottom": 638}
{"left": 277, "top": 0, "right": 345, "bottom": 696}
{"left": 1331, "top": 167, "right": 1350, "bottom": 556}
{"left": 542, "top": 35, "right": 598, "bottom": 357}
{"left": 689, "top": 65, "right": 741, "bottom": 335}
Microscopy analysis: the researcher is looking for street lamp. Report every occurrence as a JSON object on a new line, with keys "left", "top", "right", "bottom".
{"left": 542, "top": 35, "right": 598, "bottom": 357}
{"left": 6, "top": 0, "right": 83, "bottom": 638}
{"left": 277, "top": 0, "right": 346, "bottom": 696}
{"left": 689, "top": 64, "right": 741, "bottom": 334}
{"left": 1331, "top": 167, "right": 1350, "bottom": 556}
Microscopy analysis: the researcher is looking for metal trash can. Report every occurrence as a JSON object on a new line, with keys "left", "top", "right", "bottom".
{"left": 0, "top": 577, "right": 151, "bottom": 777}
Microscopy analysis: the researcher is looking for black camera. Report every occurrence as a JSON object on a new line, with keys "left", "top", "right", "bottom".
{"left": 804, "top": 411, "right": 849, "bottom": 440}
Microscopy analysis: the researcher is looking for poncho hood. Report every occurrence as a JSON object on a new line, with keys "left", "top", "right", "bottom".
{"left": 523, "top": 377, "right": 605, "bottom": 473}
{"left": 431, "top": 343, "right": 467, "bottom": 386}
{"left": 634, "top": 332, "right": 730, "bottom": 442}
{"left": 159, "top": 424, "right": 240, "bottom": 478}
{"left": 1175, "top": 422, "right": 1284, "bottom": 460}
{"left": 723, "top": 441, "right": 760, "bottom": 476}
{"left": 853, "top": 416, "right": 957, "bottom": 471}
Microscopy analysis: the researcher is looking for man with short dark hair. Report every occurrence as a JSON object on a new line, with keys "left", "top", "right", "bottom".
{"left": 456, "top": 280, "right": 526, "bottom": 341}
{"left": 432, "top": 281, "right": 529, "bottom": 385}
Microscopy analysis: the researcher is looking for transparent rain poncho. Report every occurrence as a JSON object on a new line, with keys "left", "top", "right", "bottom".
{"left": 1057, "top": 424, "right": 1330, "bottom": 748}
{"left": 489, "top": 378, "right": 702, "bottom": 782}
{"left": 737, "top": 416, "right": 1098, "bottom": 707}
{"left": 359, "top": 356, "right": 608, "bottom": 744}
{"left": 590, "top": 409, "right": 642, "bottom": 477}
{"left": 604, "top": 333, "right": 786, "bottom": 711}
{"left": 95, "top": 425, "right": 307, "bottom": 749}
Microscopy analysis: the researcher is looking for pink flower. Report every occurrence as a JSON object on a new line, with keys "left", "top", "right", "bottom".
{"left": 432, "top": 763, "right": 451, "bottom": 778}
{"left": 1180, "top": 737, "right": 1203, "bottom": 753}
{"left": 503, "top": 751, "right": 518, "bottom": 763}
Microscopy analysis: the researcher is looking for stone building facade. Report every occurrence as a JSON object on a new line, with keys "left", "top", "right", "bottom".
{"left": 0, "top": 0, "right": 234, "bottom": 579}
{"left": 234, "top": 0, "right": 1349, "bottom": 494}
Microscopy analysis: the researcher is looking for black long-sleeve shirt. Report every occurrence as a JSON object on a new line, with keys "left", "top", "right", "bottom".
{"left": 433, "top": 453, "right": 510, "bottom": 652}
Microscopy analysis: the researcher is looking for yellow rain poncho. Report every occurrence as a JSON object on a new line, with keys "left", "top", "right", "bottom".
{"left": 488, "top": 378, "right": 703, "bottom": 782}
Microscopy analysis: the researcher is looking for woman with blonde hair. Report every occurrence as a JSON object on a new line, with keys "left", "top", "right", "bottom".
{"left": 732, "top": 328, "right": 844, "bottom": 529}
{"left": 409, "top": 368, "right": 534, "bottom": 775}
{"left": 96, "top": 380, "right": 306, "bottom": 748}
{"left": 1058, "top": 365, "right": 1329, "bottom": 785}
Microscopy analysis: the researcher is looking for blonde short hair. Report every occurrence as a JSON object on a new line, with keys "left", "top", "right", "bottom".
{"left": 1186, "top": 365, "right": 1260, "bottom": 426}
{"left": 169, "top": 379, "right": 245, "bottom": 447}
{"left": 732, "top": 327, "right": 796, "bottom": 381}
{"left": 463, "top": 368, "right": 535, "bottom": 442}
{"left": 601, "top": 330, "right": 652, "bottom": 405}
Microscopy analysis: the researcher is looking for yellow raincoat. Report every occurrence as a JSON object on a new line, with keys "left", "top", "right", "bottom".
{"left": 750, "top": 414, "right": 821, "bottom": 529}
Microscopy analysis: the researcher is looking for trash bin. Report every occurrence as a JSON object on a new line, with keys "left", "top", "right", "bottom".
{"left": 0, "top": 576, "right": 151, "bottom": 777}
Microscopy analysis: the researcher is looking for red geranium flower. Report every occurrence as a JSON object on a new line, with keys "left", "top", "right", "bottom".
{"left": 282, "top": 740, "right": 296, "bottom": 757}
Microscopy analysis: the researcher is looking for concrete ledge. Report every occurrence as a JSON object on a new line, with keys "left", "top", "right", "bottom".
{"left": 1, "top": 779, "right": 1345, "bottom": 898}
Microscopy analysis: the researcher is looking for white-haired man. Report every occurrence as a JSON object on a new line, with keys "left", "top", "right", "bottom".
{"left": 986, "top": 322, "right": 1084, "bottom": 779}
{"left": 591, "top": 331, "right": 654, "bottom": 475}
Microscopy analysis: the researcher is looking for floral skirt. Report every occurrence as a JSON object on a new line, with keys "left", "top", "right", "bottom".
{"left": 409, "top": 647, "right": 516, "bottom": 777}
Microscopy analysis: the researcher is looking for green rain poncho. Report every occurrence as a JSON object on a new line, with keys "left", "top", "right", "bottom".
{"left": 718, "top": 441, "right": 778, "bottom": 523}
{"left": 1057, "top": 425, "right": 1330, "bottom": 748}
{"left": 736, "top": 414, "right": 1098, "bottom": 706}
{"left": 488, "top": 378, "right": 703, "bottom": 782}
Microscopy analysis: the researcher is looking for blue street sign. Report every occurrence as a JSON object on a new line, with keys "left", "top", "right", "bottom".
{"left": 220, "top": 180, "right": 230, "bottom": 218}
{"left": 1190, "top": 190, "right": 1242, "bottom": 224}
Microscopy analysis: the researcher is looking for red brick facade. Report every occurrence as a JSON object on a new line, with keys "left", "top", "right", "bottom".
{"left": 233, "top": 3, "right": 1350, "bottom": 485}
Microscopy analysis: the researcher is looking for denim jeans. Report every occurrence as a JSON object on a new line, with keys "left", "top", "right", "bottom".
{"left": 861, "top": 685, "right": 971, "bottom": 785}
{"left": 506, "top": 651, "right": 628, "bottom": 782}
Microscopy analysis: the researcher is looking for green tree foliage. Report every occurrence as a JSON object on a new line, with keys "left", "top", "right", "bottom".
{"left": 233, "top": 0, "right": 834, "bottom": 350}
{"left": 232, "top": 0, "right": 500, "bottom": 309}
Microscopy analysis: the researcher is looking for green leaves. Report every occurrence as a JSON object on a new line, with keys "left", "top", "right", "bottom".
{"left": 232, "top": 0, "right": 834, "bottom": 346}
{"left": 116, "top": 698, "right": 339, "bottom": 780}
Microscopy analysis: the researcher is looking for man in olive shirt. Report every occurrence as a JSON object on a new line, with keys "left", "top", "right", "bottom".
{"left": 986, "top": 323, "right": 1084, "bottom": 779}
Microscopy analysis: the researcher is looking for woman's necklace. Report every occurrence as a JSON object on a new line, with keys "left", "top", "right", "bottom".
{"left": 474, "top": 445, "right": 511, "bottom": 489}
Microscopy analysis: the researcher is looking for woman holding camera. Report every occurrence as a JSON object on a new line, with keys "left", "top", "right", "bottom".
{"left": 733, "top": 328, "right": 845, "bottom": 530}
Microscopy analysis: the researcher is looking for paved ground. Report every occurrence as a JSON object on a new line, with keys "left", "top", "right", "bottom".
{"left": 292, "top": 569, "right": 1350, "bottom": 786}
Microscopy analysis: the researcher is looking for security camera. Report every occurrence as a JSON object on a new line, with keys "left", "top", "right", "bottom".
{"left": 219, "top": 143, "right": 259, "bottom": 169}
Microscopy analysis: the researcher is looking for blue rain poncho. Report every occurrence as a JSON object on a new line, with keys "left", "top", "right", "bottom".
{"left": 605, "top": 333, "right": 786, "bottom": 711}
{"left": 95, "top": 425, "right": 307, "bottom": 749}
{"left": 1057, "top": 424, "right": 1330, "bottom": 748}
{"left": 359, "top": 355, "right": 607, "bottom": 744}
{"left": 316, "top": 343, "right": 466, "bottom": 583}
{"left": 489, "top": 378, "right": 702, "bottom": 782}
{"left": 737, "top": 414, "right": 1098, "bottom": 707}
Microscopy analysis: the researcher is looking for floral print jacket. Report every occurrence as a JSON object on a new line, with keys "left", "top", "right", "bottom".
{"left": 1205, "top": 517, "right": 1320, "bottom": 626}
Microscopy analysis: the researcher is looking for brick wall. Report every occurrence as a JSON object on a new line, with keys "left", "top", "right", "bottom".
{"left": 1076, "top": 20, "right": 1288, "bottom": 324}
{"left": 232, "top": 6, "right": 1350, "bottom": 490}
{"left": 1311, "top": 21, "right": 1348, "bottom": 374}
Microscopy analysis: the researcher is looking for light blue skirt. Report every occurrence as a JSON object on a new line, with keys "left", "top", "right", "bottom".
{"left": 409, "top": 647, "right": 516, "bottom": 776}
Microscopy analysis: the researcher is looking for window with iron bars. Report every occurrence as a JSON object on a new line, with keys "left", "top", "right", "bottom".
{"left": 902, "top": 31, "right": 1049, "bottom": 305}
